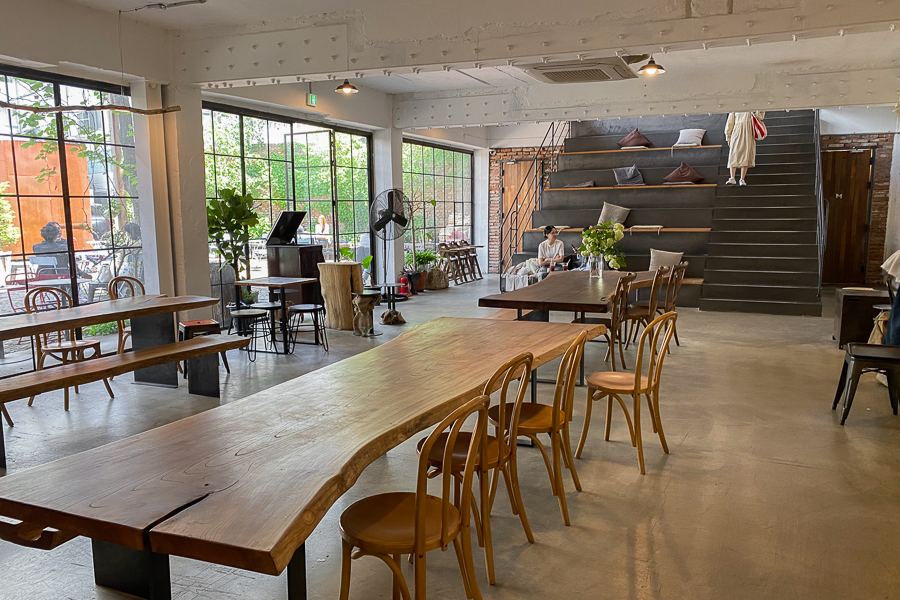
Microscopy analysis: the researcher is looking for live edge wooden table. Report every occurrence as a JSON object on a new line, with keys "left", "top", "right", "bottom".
{"left": 0, "top": 317, "right": 603, "bottom": 600}
{"left": 235, "top": 277, "right": 317, "bottom": 354}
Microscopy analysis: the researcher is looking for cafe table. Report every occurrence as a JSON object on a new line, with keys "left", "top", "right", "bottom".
{"left": 234, "top": 277, "right": 317, "bottom": 355}
{"left": 0, "top": 317, "right": 604, "bottom": 600}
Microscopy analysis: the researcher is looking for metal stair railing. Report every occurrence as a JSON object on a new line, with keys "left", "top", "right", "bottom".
{"left": 813, "top": 109, "right": 827, "bottom": 296}
{"left": 498, "top": 121, "right": 570, "bottom": 284}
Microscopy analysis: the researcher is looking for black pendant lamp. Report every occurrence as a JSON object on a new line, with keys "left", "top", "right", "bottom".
{"left": 638, "top": 56, "right": 665, "bottom": 76}
{"left": 335, "top": 79, "right": 359, "bottom": 94}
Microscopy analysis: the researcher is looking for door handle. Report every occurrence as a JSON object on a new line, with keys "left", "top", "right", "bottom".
{"left": 835, "top": 193, "right": 843, "bottom": 199}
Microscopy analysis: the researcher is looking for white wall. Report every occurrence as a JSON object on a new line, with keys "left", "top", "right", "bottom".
{"left": 486, "top": 123, "right": 555, "bottom": 148}
{"left": 820, "top": 106, "right": 900, "bottom": 135}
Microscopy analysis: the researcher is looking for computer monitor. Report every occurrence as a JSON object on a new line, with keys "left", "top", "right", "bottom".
{"left": 265, "top": 210, "right": 307, "bottom": 245}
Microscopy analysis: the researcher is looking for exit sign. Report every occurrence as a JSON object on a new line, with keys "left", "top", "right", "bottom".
{"left": 306, "top": 93, "right": 317, "bottom": 107}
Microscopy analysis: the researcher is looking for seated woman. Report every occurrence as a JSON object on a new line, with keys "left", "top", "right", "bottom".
{"left": 537, "top": 225, "right": 565, "bottom": 267}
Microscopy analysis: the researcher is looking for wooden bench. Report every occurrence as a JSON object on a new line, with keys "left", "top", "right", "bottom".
{"left": 0, "top": 335, "right": 249, "bottom": 468}
{"left": 485, "top": 308, "right": 533, "bottom": 320}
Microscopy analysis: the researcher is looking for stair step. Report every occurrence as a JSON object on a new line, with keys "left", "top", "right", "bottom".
{"left": 708, "top": 230, "right": 816, "bottom": 244}
{"left": 523, "top": 229, "right": 709, "bottom": 255}
{"left": 713, "top": 206, "right": 818, "bottom": 219}
{"left": 540, "top": 186, "right": 716, "bottom": 210}
{"left": 711, "top": 218, "right": 817, "bottom": 231}
{"left": 715, "top": 195, "right": 817, "bottom": 207}
{"left": 550, "top": 165, "right": 719, "bottom": 188}
{"left": 717, "top": 184, "right": 816, "bottom": 197}
{"left": 699, "top": 297, "right": 822, "bottom": 316}
{"left": 735, "top": 162, "right": 816, "bottom": 174}
{"left": 702, "top": 283, "right": 820, "bottom": 302}
{"left": 706, "top": 256, "right": 818, "bottom": 271}
{"left": 715, "top": 173, "right": 815, "bottom": 185}
{"left": 755, "top": 133, "right": 812, "bottom": 145}
{"left": 558, "top": 146, "right": 723, "bottom": 171}
{"left": 703, "top": 269, "right": 819, "bottom": 286}
{"left": 759, "top": 124, "right": 815, "bottom": 135}
{"left": 708, "top": 243, "right": 818, "bottom": 258}
{"left": 534, "top": 207, "right": 713, "bottom": 228}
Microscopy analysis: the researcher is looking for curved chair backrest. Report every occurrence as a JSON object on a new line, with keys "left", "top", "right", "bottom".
{"left": 415, "top": 395, "right": 489, "bottom": 553}
{"left": 24, "top": 286, "right": 74, "bottom": 351}
{"left": 646, "top": 265, "right": 671, "bottom": 317}
{"left": 108, "top": 276, "right": 145, "bottom": 300}
{"left": 482, "top": 352, "right": 533, "bottom": 462}
{"left": 610, "top": 272, "right": 637, "bottom": 330}
{"left": 551, "top": 331, "right": 587, "bottom": 429}
{"left": 633, "top": 311, "right": 678, "bottom": 392}
{"left": 663, "top": 262, "right": 689, "bottom": 313}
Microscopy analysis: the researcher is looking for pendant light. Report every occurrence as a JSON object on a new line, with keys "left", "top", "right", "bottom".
{"left": 335, "top": 79, "right": 359, "bottom": 94}
{"left": 638, "top": 56, "right": 665, "bottom": 75}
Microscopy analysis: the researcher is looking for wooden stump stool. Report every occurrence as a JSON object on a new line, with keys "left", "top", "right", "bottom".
{"left": 352, "top": 292, "right": 382, "bottom": 337}
{"left": 318, "top": 261, "right": 363, "bottom": 330}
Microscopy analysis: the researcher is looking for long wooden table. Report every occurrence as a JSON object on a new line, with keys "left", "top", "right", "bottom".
{"left": 479, "top": 269, "right": 654, "bottom": 317}
{"left": 0, "top": 317, "right": 603, "bottom": 600}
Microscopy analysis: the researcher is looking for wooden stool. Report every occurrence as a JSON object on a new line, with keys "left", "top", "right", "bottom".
{"left": 351, "top": 292, "right": 381, "bottom": 337}
{"left": 832, "top": 343, "right": 900, "bottom": 424}
{"left": 229, "top": 309, "right": 269, "bottom": 362}
{"left": 178, "top": 319, "right": 230, "bottom": 377}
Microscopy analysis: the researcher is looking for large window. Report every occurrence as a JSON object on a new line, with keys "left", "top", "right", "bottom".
{"left": 202, "top": 105, "right": 372, "bottom": 317}
{"left": 401, "top": 141, "right": 473, "bottom": 250}
{"left": 0, "top": 67, "right": 141, "bottom": 331}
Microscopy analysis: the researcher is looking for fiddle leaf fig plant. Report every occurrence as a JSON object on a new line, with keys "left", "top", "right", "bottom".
{"left": 207, "top": 188, "right": 261, "bottom": 280}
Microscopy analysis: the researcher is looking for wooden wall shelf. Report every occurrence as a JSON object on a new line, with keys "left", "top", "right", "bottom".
{"left": 561, "top": 145, "right": 723, "bottom": 156}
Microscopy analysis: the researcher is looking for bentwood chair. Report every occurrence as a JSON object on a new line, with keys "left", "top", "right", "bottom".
{"left": 339, "top": 395, "right": 490, "bottom": 600}
{"left": 625, "top": 265, "right": 670, "bottom": 349}
{"left": 575, "top": 272, "right": 636, "bottom": 371}
{"left": 577, "top": 311, "right": 678, "bottom": 474}
{"left": 418, "top": 353, "right": 535, "bottom": 586}
{"left": 491, "top": 332, "right": 586, "bottom": 526}
{"left": 107, "top": 276, "right": 145, "bottom": 356}
{"left": 630, "top": 262, "right": 688, "bottom": 350}
{"left": 25, "top": 287, "right": 114, "bottom": 412}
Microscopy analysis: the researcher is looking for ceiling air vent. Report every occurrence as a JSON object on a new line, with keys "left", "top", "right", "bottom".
{"left": 518, "top": 58, "right": 639, "bottom": 84}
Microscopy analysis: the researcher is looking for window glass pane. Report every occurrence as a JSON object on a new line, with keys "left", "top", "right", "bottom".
{"left": 244, "top": 158, "right": 270, "bottom": 199}
{"left": 270, "top": 161, "right": 291, "bottom": 200}
{"left": 268, "top": 121, "right": 291, "bottom": 161}
{"left": 352, "top": 169, "right": 368, "bottom": 202}
{"left": 215, "top": 155, "right": 242, "bottom": 192}
{"left": 213, "top": 112, "right": 241, "bottom": 157}
{"left": 7, "top": 78, "right": 56, "bottom": 138}
{"left": 205, "top": 155, "right": 217, "bottom": 198}
{"left": 243, "top": 117, "right": 268, "bottom": 159}
{"left": 202, "top": 109, "right": 214, "bottom": 152}
{"left": 352, "top": 135, "right": 367, "bottom": 169}
{"left": 15, "top": 137, "right": 62, "bottom": 196}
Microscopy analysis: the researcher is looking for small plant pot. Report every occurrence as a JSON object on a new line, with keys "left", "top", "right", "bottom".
{"left": 416, "top": 270, "right": 428, "bottom": 291}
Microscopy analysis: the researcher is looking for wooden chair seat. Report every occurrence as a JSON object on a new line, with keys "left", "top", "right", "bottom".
{"left": 489, "top": 403, "right": 566, "bottom": 435}
{"left": 41, "top": 339, "right": 102, "bottom": 353}
{"left": 420, "top": 432, "right": 509, "bottom": 472}
{"left": 585, "top": 371, "right": 651, "bottom": 394}
{"left": 340, "top": 492, "right": 462, "bottom": 555}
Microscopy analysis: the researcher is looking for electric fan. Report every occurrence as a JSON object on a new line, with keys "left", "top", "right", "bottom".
{"left": 370, "top": 189, "right": 410, "bottom": 323}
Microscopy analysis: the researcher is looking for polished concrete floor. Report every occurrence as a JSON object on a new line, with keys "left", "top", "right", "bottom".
{"left": 1, "top": 277, "right": 898, "bottom": 600}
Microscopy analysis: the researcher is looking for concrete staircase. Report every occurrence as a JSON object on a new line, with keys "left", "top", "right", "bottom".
{"left": 699, "top": 110, "right": 822, "bottom": 316}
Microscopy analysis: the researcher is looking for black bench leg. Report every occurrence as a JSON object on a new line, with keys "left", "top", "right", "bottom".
{"left": 0, "top": 425, "right": 5, "bottom": 470}
{"left": 131, "top": 313, "right": 178, "bottom": 388}
{"left": 887, "top": 369, "right": 900, "bottom": 416}
{"left": 833, "top": 359, "right": 849, "bottom": 410}
{"left": 840, "top": 360, "right": 863, "bottom": 425}
{"left": 287, "top": 543, "right": 307, "bottom": 600}
{"left": 92, "top": 539, "right": 171, "bottom": 600}
{"left": 187, "top": 354, "right": 220, "bottom": 398}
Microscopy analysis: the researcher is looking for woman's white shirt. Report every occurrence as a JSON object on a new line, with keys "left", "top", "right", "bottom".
{"left": 538, "top": 239, "right": 565, "bottom": 260}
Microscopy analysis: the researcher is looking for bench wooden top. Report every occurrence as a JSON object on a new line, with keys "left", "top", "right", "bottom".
{"left": 0, "top": 335, "right": 248, "bottom": 404}
{"left": 480, "top": 270, "right": 655, "bottom": 312}
{"left": 0, "top": 317, "right": 604, "bottom": 576}
{"left": 0, "top": 295, "right": 217, "bottom": 341}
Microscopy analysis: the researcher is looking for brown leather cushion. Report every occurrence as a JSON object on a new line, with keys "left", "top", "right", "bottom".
{"left": 664, "top": 162, "right": 704, "bottom": 183}
{"left": 617, "top": 129, "right": 651, "bottom": 148}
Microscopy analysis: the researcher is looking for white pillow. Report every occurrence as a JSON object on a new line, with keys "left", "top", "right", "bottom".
{"left": 673, "top": 129, "right": 706, "bottom": 147}
{"left": 649, "top": 248, "right": 683, "bottom": 272}
{"left": 598, "top": 202, "right": 631, "bottom": 226}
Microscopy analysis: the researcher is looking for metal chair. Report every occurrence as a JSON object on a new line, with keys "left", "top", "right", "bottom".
{"left": 229, "top": 309, "right": 270, "bottom": 362}
{"left": 288, "top": 304, "right": 328, "bottom": 351}
{"left": 832, "top": 343, "right": 900, "bottom": 425}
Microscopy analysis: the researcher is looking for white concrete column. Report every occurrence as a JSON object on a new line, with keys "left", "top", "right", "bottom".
{"left": 372, "top": 125, "right": 405, "bottom": 284}
{"left": 472, "top": 149, "right": 490, "bottom": 273}
{"left": 161, "top": 84, "right": 212, "bottom": 316}
{"left": 130, "top": 81, "right": 173, "bottom": 297}
{"left": 885, "top": 132, "right": 900, "bottom": 259}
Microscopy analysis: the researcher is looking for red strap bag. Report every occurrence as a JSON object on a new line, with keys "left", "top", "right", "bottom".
{"left": 751, "top": 114, "right": 767, "bottom": 140}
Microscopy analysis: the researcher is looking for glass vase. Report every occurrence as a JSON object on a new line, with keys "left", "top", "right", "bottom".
{"left": 588, "top": 256, "right": 603, "bottom": 278}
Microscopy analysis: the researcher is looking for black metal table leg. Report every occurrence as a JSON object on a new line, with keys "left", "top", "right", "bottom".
{"left": 131, "top": 313, "right": 177, "bottom": 388}
{"left": 92, "top": 539, "right": 171, "bottom": 600}
{"left": 287, "top": 543, "right": 307, "bottom": 600}
{"left": 279, "top": 286, "right": 291, "bottom": 355}
{"left": 187, "top": 353, "right": 220, "bottom": 397}
{"left": 0, "top": 425, "right": 6, "bottom": 470}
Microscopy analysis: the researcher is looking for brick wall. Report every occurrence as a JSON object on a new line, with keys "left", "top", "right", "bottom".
{"left": 820, "top": 134, "right": 894, "bottom": 282}
{"left": 488, "top": 146, "right": 562, "bottom": 273}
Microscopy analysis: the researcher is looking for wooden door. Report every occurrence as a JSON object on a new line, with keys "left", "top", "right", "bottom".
{"left": 822, "top": 149, "right": 873, "bottom": 284}
{"left": 500, "top": 160, "right": 542, "bottom": 270}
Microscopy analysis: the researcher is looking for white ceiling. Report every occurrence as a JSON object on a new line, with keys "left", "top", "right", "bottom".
{"left": 358, "top": 65, "right": 533, "bottom": 94}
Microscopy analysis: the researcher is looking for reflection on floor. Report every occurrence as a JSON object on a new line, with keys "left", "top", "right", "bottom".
{"left": 1, "top": 276, "right": 898, "bottom": 600}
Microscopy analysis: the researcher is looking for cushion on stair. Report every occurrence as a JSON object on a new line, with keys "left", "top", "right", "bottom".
{"left": 613, "top": 165, "right": 644, "bottom": 186}
{"left": 673, "top": 129, "right": 706, "bottom": 147}
{"left": 617, "top": 129, "right": 651, "bottom": 148}
{"left": 664, "top": 162, "right": 704, "bottom": 183}
{"left": 598, "top": 202, "right": 631, "bottom": 226}
{"left": 649, "top": 248, "right": 684, "bottom": 272}
{"left": 564, "top": 180, "right": 595, "bottom": 188}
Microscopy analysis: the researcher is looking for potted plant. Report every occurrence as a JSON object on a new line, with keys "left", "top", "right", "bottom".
{"left": 577, "top": 222, "right": 626, "bottom": 277}
{"left": 207, "top": 188, "right": 261, "bottom": 307}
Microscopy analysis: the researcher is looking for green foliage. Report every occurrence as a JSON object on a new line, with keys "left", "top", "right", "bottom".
{"left": 404, "top": 249, "right": 437, "bottom": 270}
{"left": 0, "top": 182, "right": 21, "bottom": 248}
{"left": 578, "top": 223, "right": 626, "bottom": 269}
{"left": 242, "top": 288, "right": 259, "bottom": 302}
{"left": 83, "top": 321, "right": 120, "bottom": 336}
{"left": 207, "top": 189, "right": 261, "bottom": 278}
{"left": 362, "top": 255, "right": 373, "bottom": 269}
{"left": 339, "top": 247, "right": 354, "bottom": 261}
